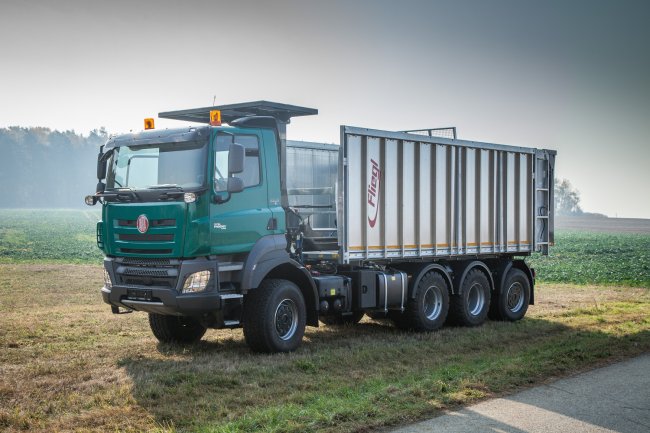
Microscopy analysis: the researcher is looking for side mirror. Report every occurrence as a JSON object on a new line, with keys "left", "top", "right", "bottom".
{"left": 227, "top": 177, "right": 244, "bottom": 194}
{"left": 97, "top": 147, "right": 107, "bottom": 180}
{"left": 228, "top": 143, "right": 245, "bottom": 175}
{"left": 97, "top": 159, "right": 107, "bottom": 180}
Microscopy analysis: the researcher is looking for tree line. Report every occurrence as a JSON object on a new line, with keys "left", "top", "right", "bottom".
{"left": 0, "top": 127, "right": 106, "bottom": 208}
{"left": 0, "top": 126, "right": 587, "bottom": 216}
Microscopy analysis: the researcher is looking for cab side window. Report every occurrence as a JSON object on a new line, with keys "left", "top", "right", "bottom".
{"left": 214, "top": 134, "right": 261, "bottom": 192}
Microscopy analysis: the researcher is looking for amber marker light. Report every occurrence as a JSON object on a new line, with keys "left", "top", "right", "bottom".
{"left": 144, "top": 118, "right": 155, "bottom": 130}
{"left": 209, "top": 110, "right": 222, "bottom": 126}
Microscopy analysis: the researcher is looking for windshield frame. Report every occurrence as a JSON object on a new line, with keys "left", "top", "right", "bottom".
{"left": 105, "top": 138, "right": 209, "bottom": 192}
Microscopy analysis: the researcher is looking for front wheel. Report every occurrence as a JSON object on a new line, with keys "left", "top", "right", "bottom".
{"left": 148, "top": 313, "right": 207, "bottom": 344}
{"left": 243, "top": 279, "right": 306, "bottom": 353}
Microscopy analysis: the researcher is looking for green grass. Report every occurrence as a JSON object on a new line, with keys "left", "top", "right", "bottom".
{"left": 1, "top": 209, "right": 649, "bottom": 287}
{"left": 0, "top": 210, "right": 649, "bottom": 431}
{"left": 0, "top": 209, "right": 102, "bottom": 263}
{"left": 0, "top": 264, "right": 648, "bottom": 432}
{"left": 528, "top": 231, "right": 650, "bottom": 287}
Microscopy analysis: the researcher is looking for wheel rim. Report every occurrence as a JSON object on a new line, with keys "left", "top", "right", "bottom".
{"left": 506, "top": 282, "right": 525, "bottom": 313}
{"left": 275, "top": 298, "right": 298, "bottom": 341}
{"left": 423, "top": 285, "right": 443, "bottom": 320}
{"left": 467, "top": 282, "right": 486, "bottom": 316}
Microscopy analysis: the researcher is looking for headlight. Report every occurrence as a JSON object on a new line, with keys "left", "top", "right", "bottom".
{"left": 182, "top": 270, "right": 212, "bottom": 293}
{"left": 103, "top": 269, "right": 113, "bottom": 289}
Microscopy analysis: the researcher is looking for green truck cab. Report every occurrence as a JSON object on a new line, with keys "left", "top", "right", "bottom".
{"left": 91, "top": 103, "right": 320, "bottom": 352}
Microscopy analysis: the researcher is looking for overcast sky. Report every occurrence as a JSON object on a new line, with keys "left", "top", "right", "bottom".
{"left": 1, "top": 0, "right": 649, "bottom": 218}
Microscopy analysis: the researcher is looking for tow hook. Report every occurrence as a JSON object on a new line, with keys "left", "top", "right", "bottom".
{"left": 111, "top": 306, "right": 133, "bottom": 315}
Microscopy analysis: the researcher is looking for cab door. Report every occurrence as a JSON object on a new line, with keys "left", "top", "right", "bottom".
{"left": 210, "top": 129, "right": 274, "bottom": 254}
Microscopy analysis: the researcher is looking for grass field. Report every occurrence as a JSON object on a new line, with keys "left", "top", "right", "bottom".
{"left": 528, "top": 230, "right": 650, "bottom": 287}
{"left": 0, "top": 264, "right": 648, "bottom": 432}
{"left": 1, "top": 209, "right": 648, "bottom": 287}
{"left": 0, "top": 209, "right": 649, "bottom": 432}
{"left": 0, "top": 209, "right": 102, "bottom": 263}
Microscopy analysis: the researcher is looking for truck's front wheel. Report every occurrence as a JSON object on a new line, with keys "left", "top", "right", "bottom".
{"left": 243, "top": 279, "right": 306, "bottom": 353}
{"left": 148, "top": 313, "right": 207, "bottom": 344}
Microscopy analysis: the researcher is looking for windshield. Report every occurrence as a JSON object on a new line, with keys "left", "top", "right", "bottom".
{"left": 106, "top": 140, "right": 207, "bottom": 190}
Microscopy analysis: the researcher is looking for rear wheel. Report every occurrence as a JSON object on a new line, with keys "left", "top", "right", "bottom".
{"left": 148, "top": 314, "right": 206, "bottom": 344}
{"left": 243, "top": 279, "right": 306, "bottom": 353}
{"left": 491, "top": 268, "right": 530, "bottom": 321}
{"left": 394, "top": 271, "right": 449, "bottom": 331}
{"left": 448, "top": 268, "right": 490, "bottom": 326}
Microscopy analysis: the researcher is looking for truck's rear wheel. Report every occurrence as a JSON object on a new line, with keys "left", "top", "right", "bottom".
{"left": 148, "top": 313, "right": 207, "bottom": 344}
{"left": 448, "top": 268, "right": 490, "bottom": 326}
{"left": 243, "top": 279, "right": 306, "bottom": 353}
{"left": 320, "top": 311, "right": 364, "bottom": 326}
{"left": 491, "top": 268, "right": 530, "bottom": 321}
{"left": 393, "top": 271, "right": 449, "bottom": 331}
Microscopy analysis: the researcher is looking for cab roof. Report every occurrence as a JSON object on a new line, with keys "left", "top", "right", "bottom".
{"left": 104, "top": 126, "right": 211, "bottom": 150}
{"left": 158, "top": 100, "right": 318, "bottom": 124}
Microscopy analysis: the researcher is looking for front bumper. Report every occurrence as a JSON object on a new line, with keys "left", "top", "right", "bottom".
{"left": 101, "top": 256, "right": 223, "bottom": 316}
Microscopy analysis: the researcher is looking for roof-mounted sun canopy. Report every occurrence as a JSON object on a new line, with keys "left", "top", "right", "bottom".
{"left": 158, "top": 100, "right": 318, "bottom": 124}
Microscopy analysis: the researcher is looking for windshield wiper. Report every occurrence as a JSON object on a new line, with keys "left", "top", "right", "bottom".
{"left": 147, "top": 184, "right": 183, "bottom": 190}
{"left": 109, "top": 187, "right": 135, "bottom": 192}
{"left": 99, "top": 187, "right": 137, "bottom": 202}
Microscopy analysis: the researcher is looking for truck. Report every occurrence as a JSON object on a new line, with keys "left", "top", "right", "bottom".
{"left": 85, "top": 101, "right": 556, "bottom": 353}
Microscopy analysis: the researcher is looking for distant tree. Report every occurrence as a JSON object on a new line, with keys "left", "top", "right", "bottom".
{"left": 0, "top": 127, "right": 108, "bottom": 208}
{"left": 555, "top": 178, "right": 583, "bottom": 216}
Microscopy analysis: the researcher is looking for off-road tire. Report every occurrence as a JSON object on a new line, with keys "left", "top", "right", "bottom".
{"left": 319, "top": 311, "right": 364, "bottom": 326}
{"left": 243, "top": 279, "right": 306, "bottom": 353}
{"left": 490, "top": 268, "right": 530, "bottom": 321}
{"left": 148, "top": 313, "right": 207, "bottom": 344}
{"left": 448, "top": 268, "right": 491, "bottom": 326}
{"left": 393, "top": 271, "right": 449, "bottom": 331}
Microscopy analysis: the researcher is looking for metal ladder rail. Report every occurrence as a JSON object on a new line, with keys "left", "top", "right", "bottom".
{"left": 534, "top": 154, "right": 551, "bottom": 255}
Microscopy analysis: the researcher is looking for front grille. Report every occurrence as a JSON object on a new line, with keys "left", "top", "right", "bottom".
{"left": 120, "top": 248, "right": 173, "bottom": 255}
{"left": 122, "top": 268, "right": 170, "bottom": 277}
{"left": 114, "top": 218, "right": 177, "bottom": 255}
{"left": 118, "top": 234, "right": 174, "bottom": 241}
{"left": 113, "top": 259, "right": 179, "bottom": 288}
{"left": 117, "top": 219, "right": 175, "bottom": 227}
{"left": 120, "top": 257, "right": 172, "bottom": 266}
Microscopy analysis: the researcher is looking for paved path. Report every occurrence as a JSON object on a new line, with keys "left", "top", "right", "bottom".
{"left": 392, "top": 353, "right": 650, "bottom": 433}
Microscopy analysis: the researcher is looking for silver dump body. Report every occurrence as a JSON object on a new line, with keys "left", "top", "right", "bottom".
{"left": 287, "top": 127, "right": 555, "bottom": 264}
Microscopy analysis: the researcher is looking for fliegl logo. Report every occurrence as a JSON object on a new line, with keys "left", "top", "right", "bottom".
{"left": 367, "top": 158, "right": 381, "bottom": 228}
